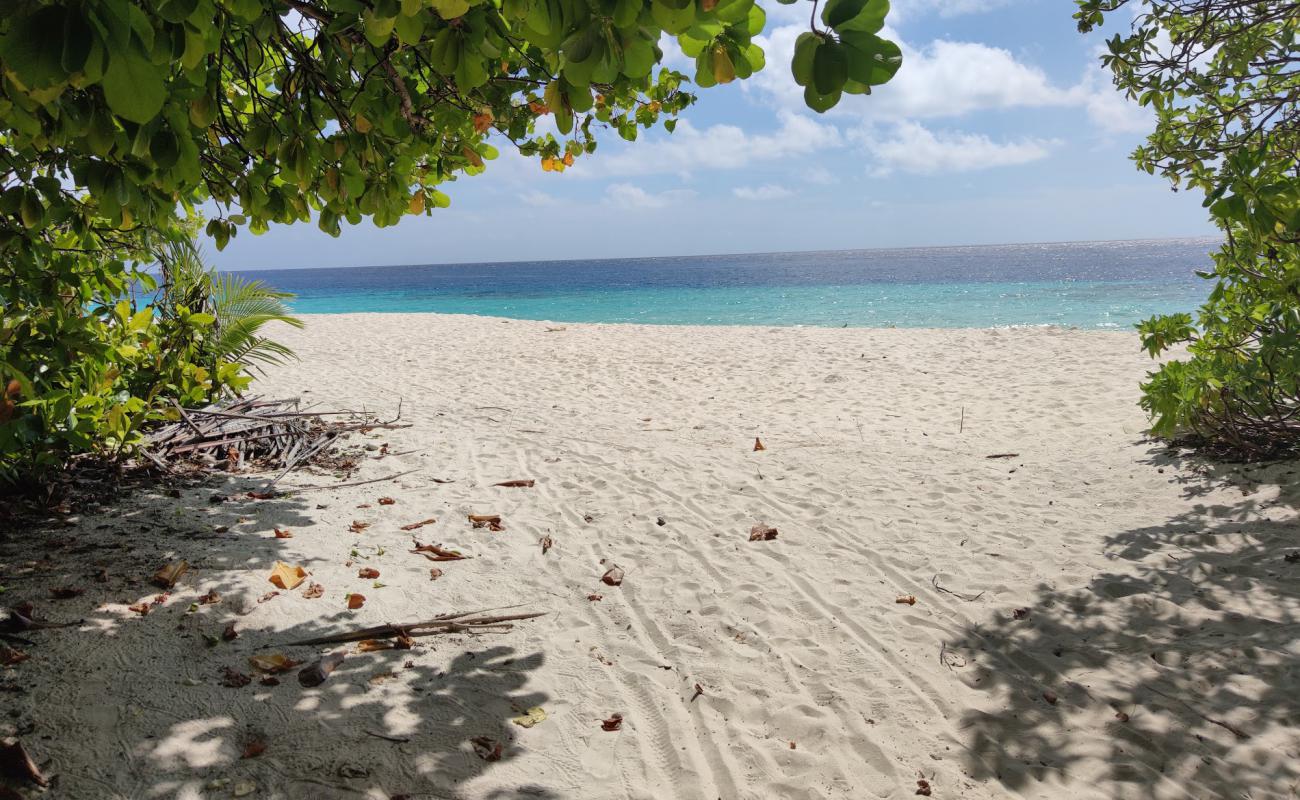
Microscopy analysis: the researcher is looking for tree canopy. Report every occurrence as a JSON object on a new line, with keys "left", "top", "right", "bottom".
{"left": 0, "top": 0, "right": 900, "bottom": 478}
{"left": 1077, "top": 0, "right": 1300, "bottom": 457}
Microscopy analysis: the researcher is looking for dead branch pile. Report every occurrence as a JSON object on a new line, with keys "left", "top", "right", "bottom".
{"left": 142, "top": 396, "right": 408, "bottom": 486}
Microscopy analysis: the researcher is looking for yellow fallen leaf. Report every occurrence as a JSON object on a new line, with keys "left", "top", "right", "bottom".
{"left": 269, "top": 561, "right": 307, "bottom": 590}
{"left": 152, "top": 560, "right": 189, "bottom": 588}
{"left": 249, "top": 653, "right": 302, "bottom": 674}
{"left": 511, "top": 706, "right": 547, "bottom": 728}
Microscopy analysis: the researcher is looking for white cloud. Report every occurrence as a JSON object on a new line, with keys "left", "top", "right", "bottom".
{"left": 861, "top": 121, "right": 1056, "bottom": 175}
{"left": 750, "top": 28, "right": 1076, "bottom": 120}
{"left": 519, "top": 190, "right": 558, "bottom": 207}
{"left": 733, "top": 184, "right": 794, "bottom": 200}
{"left": 891, "top": 0, "right": 1015, "bottom": 20}
{"left": 588, "top": 111, "right": 842, "bottom": 178}
{"left": 604, "top": 183, "right": 696, "bottom": 209}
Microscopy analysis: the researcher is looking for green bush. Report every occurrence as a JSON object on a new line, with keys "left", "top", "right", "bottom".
{"left": 1078, "top": 0, "right": 1300, "bottom": 459}
{"left": 0, "top": 235, "right": 299, "bottom": 482}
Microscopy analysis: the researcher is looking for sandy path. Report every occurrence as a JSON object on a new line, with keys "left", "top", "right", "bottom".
{"left": 2, "top": 314, "right": 1296, "bottom": 800}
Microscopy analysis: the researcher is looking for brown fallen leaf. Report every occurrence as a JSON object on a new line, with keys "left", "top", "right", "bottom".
{"left": 241, "top": 739, "right": 266, "bottom": 759}
{"left": 260, "top": 676, "right": 280, "bottom": 687}
{"left": 753, "top": 437, "right": 765, "bottom": 451}
{"left": 468, "top": 514, "right": 504, "bottom": 531}
{"left": 690, "top": 683, "right": 704, "bottom": 702}
{"left": 152, "top": 560, "right": 189, "bottom": 589}
{"left": 471, "top": 736, "right": 502, "bottom": 761}
{"left": 0, "top": 646, "right": 28, "bottom": 666}
{"left": 93, "top": 568, "right": 109, "bottom": 583}
{"left": 127, "top": 601, "right": 150, "bottom": 616}
{"left": 0, "top": 738, "right": 48, "bottom": 787}
{"left": 916, "top": 779, "right": 932, "bottom": 796}
{"left": 347, "top": 593, "right": 366, "bottom": 610}
{"left": 258, "top": 590, "right": 280, "bottom": 604}
{"left": 357, "top": 639, "right": 394, "bottom": 653}
{"left": 493, "top": 480, "right": 535, "bottom": 488}
{"left": 1115, "top": 710, "right": 1130, "bottom": 723}
{"left": 378, "top": 497, "right": 396, "bottom": 505}
{"left": 410, "top": 541, "right": 467, "bottom": 561}
{"left": 249, "top": 654, "right": 302, "bottom": 674}
{"left": 789, "top": 741, "right": 797, "bottom": 750}
{"left": 247, "top": 490, "right": 277, "bottom": 500}
{"left": 601, "top": 566, "right": 625, "bottom": 586}
{"left": 600, "top": 714, "right": 623, "bottom": 732}
{"left": 198, "top": 590, "right": 221, "bottom": 605}
{"left": 268, "top": 562, "right": 307, "bottom": 590}
{"left": 301, "top": 582, "right": 324, "bottom": 599}
{"left": 349, "top": 520, "right": 371, "bottom": 533}
{"left": 400, "top": 518, "right": 437, "bottom": 531}
{"left": 1012, "top": 607, "right": 1030, "bottom": 620}
{"left": 587, "top": 594, "right": 602, "bottom": 601}
{"left": 1042, "top": 690, "right": 1058, "bottom": 705}
{"left": 896, "top": 595, "right": 917, "bottom": 606}
{"left": 222, "top": 623, "right": 239, "bottom": 641}
{"left": 49, "top": 586, "right": 84, "bottom": 600}
{"left": 540, "top": 535, "right": 554, "bottom": 554}
{"left": 273, "top": 528, "right": 293, "bottom": 539}
{"left": 749, "top": 524, "right": 778, "bottom": 541}
{"left": 220, "top": 666, "right": 252, "bottom": 688}
{"left": 358, "top": 568, "right": 380, "bottom": 579}
{"left": 298, "top": 653, "right": 345, "bottom": 687}
{"left": 428, "top": 568, "right": 444, "bottom": 581}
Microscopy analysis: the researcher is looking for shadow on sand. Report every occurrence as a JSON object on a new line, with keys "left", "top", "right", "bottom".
{"left": 0, "top": 471, "right": 554, "bottom": 799}
{"left": 950, "top": 446, "right": 1300, "bottom": 798}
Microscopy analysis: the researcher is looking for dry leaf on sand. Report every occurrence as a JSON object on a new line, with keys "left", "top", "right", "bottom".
{"left": 539, "top": 535, "right": 554, "bottom": 554}
{"left": 896, "top": 595, "right": 917, "bottom": 606}
{"left": 468, "top": 514, "right": 504, "bottom": 531}
{"left": 600, "top": 714, "right": 624, "bottom": 732}
{"left": 400, "top": 518, "right": 437, "bottom": 531}
{"left": 241, "top": 739, "right": 266, "bottom": 759}
{"left": 493, "top": 480, "right": 535, "bottom": 488}
{"left": 410, "top": 542, "right": 467, "bottom": 561}
{"left": 428, "top": 568, "right": 444, "bottom": 581}
{"left": 748, "top": 524, "right": 778, "bottom": 541}
{"left": 249, "top": 654, "right": 302, "bottom": 674}
{"left": 358, "top": 568, "right": 380, "bottom": 579}
{"left": 378, "top": 497, "right": 396, "bottom": 505}
{"left": 273, "top": 528, "right": 293, "bottom": 539}
{"left": 298, "top": 653, "right": 345, "bottom": 687}
{"left": 0, "top": 738, "right": 48, "bottom": 786}
{"left": 587, "top": 594, "right": 603, "bottom": 602}
{"left": 511, "top": 707, "right": 547, "bottom": 728}
{"left": 152, "top": 560, "right": 189, "bottom": 589}
{"left": 302, "top": 582, "right": 324, "bottom": 599}
{"left": 471, "top": 737, "right": 502, "bottom": 761}
{"left": 268, "top": 562, "right": 307, "bottom": 590}
{"left": 753, "top": 437, "right": 765, "bottom": 451}
{"left": 601, "top": 566, "right": 625, "bottom": 586}
{"left": 349, "top": 521, "right": 371, "bottom": 533}
{"left": 347, "top": 593, "right": 366, "bottom": 609}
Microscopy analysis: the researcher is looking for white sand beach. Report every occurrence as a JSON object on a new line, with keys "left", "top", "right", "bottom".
{"left": 4, "top": 314, "right": 1297, "bottom": 799}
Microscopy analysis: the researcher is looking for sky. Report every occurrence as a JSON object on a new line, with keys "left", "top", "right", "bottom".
{"left": 210, "top": 0, "right": 1218, "bottom": 270}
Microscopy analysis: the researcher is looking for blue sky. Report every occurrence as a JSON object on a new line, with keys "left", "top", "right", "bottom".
{"left": 211, "top": 0, "right": 1217, "bottom": 270}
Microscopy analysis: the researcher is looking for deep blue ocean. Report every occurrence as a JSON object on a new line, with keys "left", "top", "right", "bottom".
{"left": 230, "top": 237, "right": 1219, "bottom": 328}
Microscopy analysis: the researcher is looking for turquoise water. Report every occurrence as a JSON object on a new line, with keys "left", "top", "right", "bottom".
{"left": 233, "top": 238, "right": 1218, "bottom": 328}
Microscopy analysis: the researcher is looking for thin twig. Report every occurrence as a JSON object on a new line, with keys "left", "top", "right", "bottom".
{"left": 931, "top": 574, "right": 985, "bottom": 602}
{"left": 278, "top": 468, "right": 421, "bottom": 493}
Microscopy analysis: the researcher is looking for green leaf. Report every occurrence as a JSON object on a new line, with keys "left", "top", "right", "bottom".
{"left": 804, "top": 83, "right": 841, "bottom": 112}
{"left": 102, "top": 50, "right": 166, "bottom": 123}
{"left": 825, "top": 0, "right": 888, "bottom": 33}
{"left": 791, "top": 32, "right": 819, "bottom": 88}
{"left": 431, "top": 0, "right": 472, "bottom": 19}
{"left": 811, "top": 40, "right": 847, "bottom": 95}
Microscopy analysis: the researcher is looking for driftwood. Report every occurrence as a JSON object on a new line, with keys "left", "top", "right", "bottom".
{"left": 277, "top": 608, "right": 546, "bottom": 648}
{"left": 143, "top": 396, "right": 410, "bottom": 486}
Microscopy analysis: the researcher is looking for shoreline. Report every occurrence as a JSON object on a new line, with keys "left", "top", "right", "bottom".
{"left": 275, "top": 309, "right": 1151, "bottom": 333}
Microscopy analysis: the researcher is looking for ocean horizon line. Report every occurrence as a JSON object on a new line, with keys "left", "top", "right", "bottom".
{"left": 221, "top": 233, "right": 1222, "bottom": 274}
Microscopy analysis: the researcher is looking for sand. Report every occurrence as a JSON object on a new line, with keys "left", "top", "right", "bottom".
{"left": 3, "top": 313, "right": 1297, "bottom": 800}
